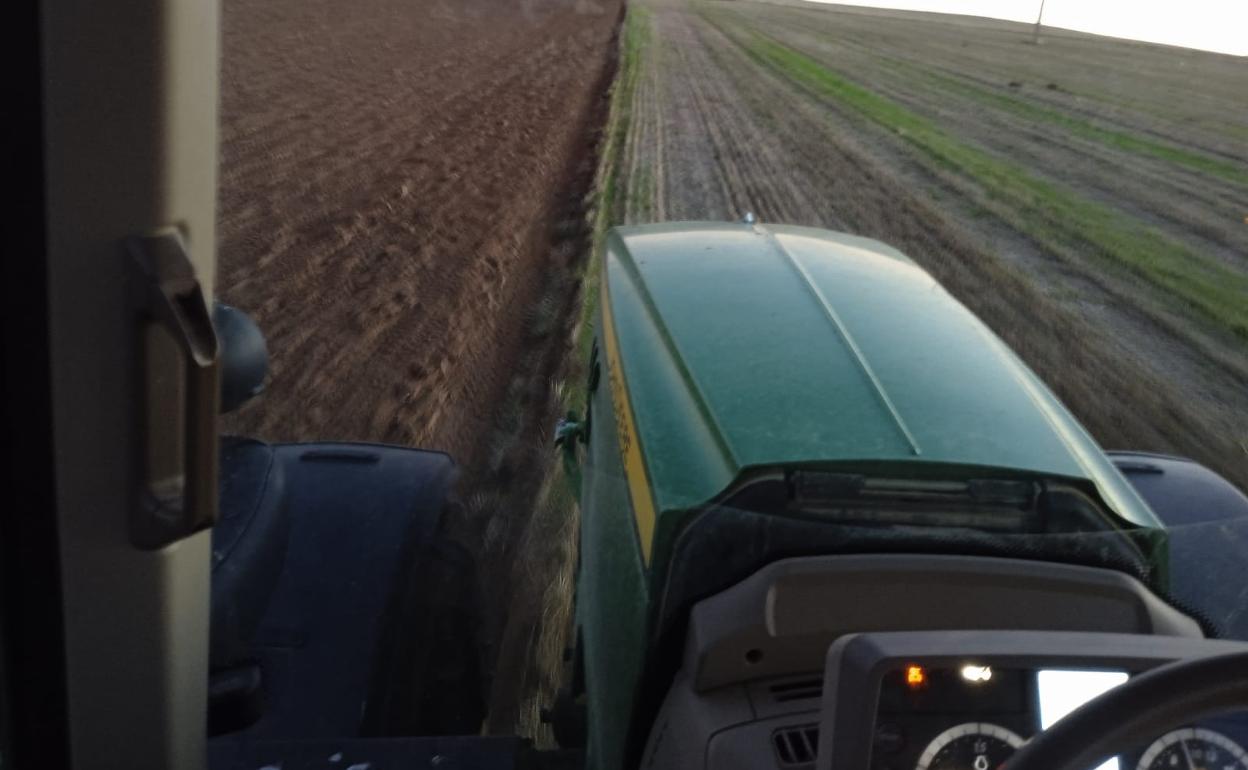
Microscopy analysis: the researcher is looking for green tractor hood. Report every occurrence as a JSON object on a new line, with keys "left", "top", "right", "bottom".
{"left": 601, "top": 221, "right": 1161, "bottom": 550}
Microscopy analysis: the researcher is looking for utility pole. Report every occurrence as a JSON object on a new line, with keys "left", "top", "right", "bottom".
{"left": 1032, "top": 0, "right": 1047, "bottom": 44}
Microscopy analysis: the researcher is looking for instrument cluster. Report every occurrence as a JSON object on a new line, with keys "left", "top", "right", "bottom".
{"left": 868, "top": 665, "right": 1248, "bottom": 770}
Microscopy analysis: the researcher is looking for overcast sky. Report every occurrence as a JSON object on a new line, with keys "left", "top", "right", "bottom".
{"left": 810, "top": 0, "right": 1248, "bottom": 56}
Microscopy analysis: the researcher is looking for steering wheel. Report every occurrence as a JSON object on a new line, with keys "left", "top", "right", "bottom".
{"left": 1007, "top": 651, "right": 1248, "bottom": 770}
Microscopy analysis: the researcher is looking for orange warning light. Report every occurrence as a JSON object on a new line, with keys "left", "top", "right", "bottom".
{"left": 905, "top": 665, "right": 927, "bottom": 688}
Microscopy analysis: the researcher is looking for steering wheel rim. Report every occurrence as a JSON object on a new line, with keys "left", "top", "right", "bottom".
{"left": 1006, "top": 651, "right": 1248, "bottom": 770}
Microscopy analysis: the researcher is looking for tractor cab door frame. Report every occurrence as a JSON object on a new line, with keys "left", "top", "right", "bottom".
{"left": 3, "top": 0, "right": 222, "bottom": 763}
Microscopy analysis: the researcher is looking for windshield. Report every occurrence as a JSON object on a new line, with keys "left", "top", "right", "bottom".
{"left": 212, "top": 0, "right": 1248, "bottom": 739}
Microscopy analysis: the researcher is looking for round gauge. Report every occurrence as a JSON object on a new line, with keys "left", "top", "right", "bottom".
{"left": 1137, "top": 728, "right": 1248, "bottom": 770}
{"left": 915, "top": 722, "right": 1025, "bottom": 770}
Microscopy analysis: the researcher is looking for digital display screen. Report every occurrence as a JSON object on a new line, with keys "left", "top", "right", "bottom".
{"left": 1036, "top": 669, "right": 1130, "bottom": 770}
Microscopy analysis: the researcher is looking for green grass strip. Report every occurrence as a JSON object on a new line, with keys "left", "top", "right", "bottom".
{"left": 891, "top": 62, "right": 1248, "bottom": 187}
{"left": 727, "top": 25, "right": 1248, "bottom": 341}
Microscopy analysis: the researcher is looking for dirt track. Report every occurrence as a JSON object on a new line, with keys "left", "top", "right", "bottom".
{"left": 616, "top": 0, "right": 1248, "bottom": 490}
{"left": 217, "top": 0, "right": 622, "bottom": 469}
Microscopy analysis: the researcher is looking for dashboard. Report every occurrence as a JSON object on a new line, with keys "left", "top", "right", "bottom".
{"left": 869, "top": 665, "right": 1248, "bottom": 770}
{"left": 639, "top": 554, "right": 1248, "bottom": 770}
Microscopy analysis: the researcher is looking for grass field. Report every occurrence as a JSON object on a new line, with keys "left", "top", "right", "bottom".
{"left": 607, "top": 0, "right": 1248, "bottom": 491}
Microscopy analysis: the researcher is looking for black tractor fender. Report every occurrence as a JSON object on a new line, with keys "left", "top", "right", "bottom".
{"left": 1109, "top": 451, "right": 1248, "bottom": 640}
{"left": 1107, "top": 451, "right": 1248, "bottom": 525}
{"left": 209, "top": 440, "right": 485, "bottom": 739}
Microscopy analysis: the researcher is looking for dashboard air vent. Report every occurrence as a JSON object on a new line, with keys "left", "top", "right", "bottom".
{"left": 773, "top": 724, "right": 819, "bottom": 766}
{"left": 769, "top": 677, "right": 823, "bottom": 703}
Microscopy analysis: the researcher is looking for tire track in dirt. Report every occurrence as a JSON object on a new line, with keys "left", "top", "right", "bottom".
{"left": 631, "top": 3, "right": 827, "bottom": 224}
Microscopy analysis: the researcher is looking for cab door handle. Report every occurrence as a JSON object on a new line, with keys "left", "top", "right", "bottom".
{"left": 127, "top": 227, "right": 220, "bottom": 549}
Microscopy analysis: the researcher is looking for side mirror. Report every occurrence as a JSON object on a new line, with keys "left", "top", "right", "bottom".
{"left": 212, "top": 302, "right": 268, "bottom": 413}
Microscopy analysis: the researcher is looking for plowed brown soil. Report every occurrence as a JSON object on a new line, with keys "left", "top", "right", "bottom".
{"left": 217, "top": 0, "right": 623, "bottom": 472}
